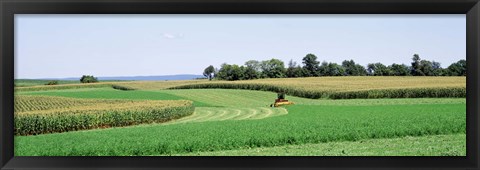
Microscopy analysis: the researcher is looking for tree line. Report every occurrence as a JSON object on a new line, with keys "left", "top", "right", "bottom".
{"left": 203, "top": 53, "right": 466, "bottom": 81}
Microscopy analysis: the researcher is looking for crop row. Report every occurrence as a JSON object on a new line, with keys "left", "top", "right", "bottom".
{"left": 168, "top": 83, "right": 466, "bottom": 99}
{"left": 15, "top": 95, "right": 132, "bottom": 112}
{"left": 15, "top": 96, "right": 194, "bottom": 135}
{"left": 123, "top": 77, "right": 465, "bottom": 91}
{"left": 15, "top": 83, "right": 115, "bottom": 92}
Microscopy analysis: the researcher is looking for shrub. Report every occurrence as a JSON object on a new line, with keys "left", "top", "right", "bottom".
{"left": 112, "top": 85, "right": 136, "bottom": 91}
{"left": 80, "top": 75, "right": 99, "bottom": 83}
{"left": 44, "top": 80, "right": 59, "bottom": 85}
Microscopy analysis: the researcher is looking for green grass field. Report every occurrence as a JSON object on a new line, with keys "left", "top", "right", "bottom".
{"left": 174, "top": 134, "right": 465, "bottom": 156}
{"left": 14, "top": 82, "right": 466, "bottom": 156}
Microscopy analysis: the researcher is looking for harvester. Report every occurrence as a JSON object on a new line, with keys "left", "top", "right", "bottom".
{"left": 270, "top": 92, "right": 294, "bottom": 107}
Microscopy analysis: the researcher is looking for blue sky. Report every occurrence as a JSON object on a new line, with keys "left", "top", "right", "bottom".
{"left": 15, "top": 14, "right": 465, "bottom": 79}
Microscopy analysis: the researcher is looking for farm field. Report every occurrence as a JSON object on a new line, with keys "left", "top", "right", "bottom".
{"left": 14, "top": 95, "right": 194, "bottom": 135}
{"left": 16, "top": 77, "right": 466, "bottom": 100}
{"left": 15, "top": 79, "right": 127, "bottom": 87}
{"left": 117, "top": 76, "right": 466, "bottom": 91}
{"left": 14, "top": 77, "right": 466, "bottom": 156}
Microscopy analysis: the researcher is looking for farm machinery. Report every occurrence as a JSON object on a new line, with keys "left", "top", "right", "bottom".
{"left": 270, "top": 92, "right": 294, "bottom": 107}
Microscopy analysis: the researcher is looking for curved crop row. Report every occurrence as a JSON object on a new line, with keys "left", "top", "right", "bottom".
{"left": 15, "top": 96, "right": 194, "bottom": 136}
{"left": 168, "top": 83, "right": 466, "bottom": 99}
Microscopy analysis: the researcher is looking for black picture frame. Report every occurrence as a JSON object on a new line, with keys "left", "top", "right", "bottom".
{"left": 1, "top": 0, "right": 479, "bottom": 169}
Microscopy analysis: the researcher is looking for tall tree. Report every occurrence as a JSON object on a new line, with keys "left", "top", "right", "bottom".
{"left": 243, "top": 66, "right": 259, "bottom": 80}
{"left": 420, "top": 60, "right": 434, "bottom": 76}
{"left": 245, "top": 60, "right": 262, "bottom": 72}
{"left": 342, "top": 59, "right": 367, "bottom": 76}
{"left": 302, "top": 53, "right": 320, "bottom": 77}
{"left": 202, "top": 65, "right": 215, "bottom": 80}
{"left": 216, "top": 63, "right": 244, "bottom": 81}
{"left": 326, "top": 63, "right": 345, "bottom": 76}
{"left": 447, "top": 59, "right": 467, "bottom": 76}
{"left": 367, "top": 63, "right": 375, "bottom": 76}
{"left": 411, "top": 54, "right": 425, "bottom": 76}
{"left": 286, "top": 59, "right": 306, "bottom": 78}
{"left": 318, "top": 61, "right": 329, "bottom": 76}
{"left": 367, "top": 63, "right": 391, "bottom": 76}
{"left": 260, "top": 59, "right": 286, "bottom": 78}
{"left": 243, "top": 60, "right": 261, "bottom": 80}
{"left": 431, "top": 61, "right": 443, "bottom": 76}
{"left": 389, "top": 63, "right": 410, "bottom": 76}
{"left": 286, "top": 59, "right": 297, "bottom": 78}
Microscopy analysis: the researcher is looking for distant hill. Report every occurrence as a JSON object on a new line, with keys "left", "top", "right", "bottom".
{"left": 33, "top": 74, "right": 205, "bottom": 81}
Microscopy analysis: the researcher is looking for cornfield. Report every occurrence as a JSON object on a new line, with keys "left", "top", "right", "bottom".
{"left": 168, "top": 83, "right": 465, "bottom": 99}
{"left": 15, "top": 95, "right": 132, "bottom": 112}
{"left": 15, "top": 83, "right": 114, "bottom": 92}
{"left": 15, "top": 77, "right": 465, "bottom": 94}
{"left": 14, "top": 95, "right": 194, "bottom": 136}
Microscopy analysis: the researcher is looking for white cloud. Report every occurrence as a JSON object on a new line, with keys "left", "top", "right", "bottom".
{"left": 163, "top": 33, "right": 176, "bottom": 39}
{"left": 163, "top": 33, "right": 184, "bottom": 39}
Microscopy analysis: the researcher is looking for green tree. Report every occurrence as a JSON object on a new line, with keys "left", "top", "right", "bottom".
{"left": 420, "top": 60, "right": 434, "bottom": 76}
{"left": 342, "top": 59, "right": 367, "bottom": 76}
{"left": 243, "top": 60, "right": 261, "bottom": 79}
{"left": 318, "top": 61, "right": 329, "bottom": 76}
{"left": 411, "top": 54, "right": 425, "bottom": 76}
{"left": 389, "top": 63, "right": 411, "bottom": 76}
{"left": 367, "top": 63, "right": 375, "bottom": 76}
{"left": 260, "top": 59, "right": 286, "bottom": 78}
{"left": 245, "top": 60, "right": 262, "bottom": 72}
{"left": 216, "top": 63, "right": 244, "bottom": 81}
{"left": 80, "top": 75, "right": 98, "bottom": 83}
{"left": 431, "top": 61, "right": 443, "bottom": 76}
{"left": 302, "top": 53, "right": 320, "bottom": 77}
{"left": 243, "top": 66, "right": 259, "bottom": 80}
{"left": 367, "top": 63, "right": 391, "bottom": 76}
{"left": 203, "top": 65, "right": 215, "bottom": 80}
{"left": 447, "top": 59, "right": 467, "bottom": 76}
{"left": 326, "top": 63, "right": 345, "bottom": 76}
{"left": 286, "top": 59, "right": 305, "bottom": 78}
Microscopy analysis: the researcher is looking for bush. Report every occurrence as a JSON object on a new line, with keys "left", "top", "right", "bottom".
{"left": 80, "top": 75, "right": 99, "bottom": 83}
{"left": 44, "top": 80, "right": 59, "bottom": 85}
{"left": 112, "top": 85, "right": 136, "bottom": 91}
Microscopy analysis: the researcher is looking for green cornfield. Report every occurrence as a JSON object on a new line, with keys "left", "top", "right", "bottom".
{"left": 14, "top": 95, "right": 194, "bottom": 135}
